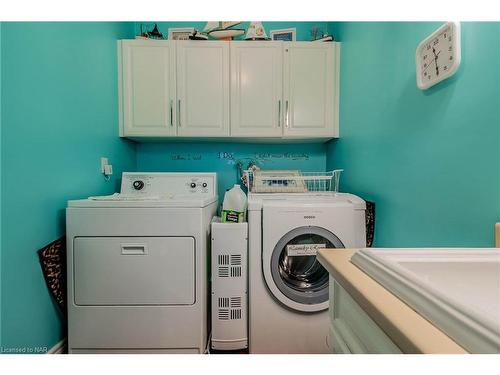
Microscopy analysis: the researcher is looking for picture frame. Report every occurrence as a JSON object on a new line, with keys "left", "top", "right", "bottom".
{"left": 168, "top": 27, "right": 195, "bottom": 40}
{"left": 270, "top": 28, "right": 297, "bottom": 42}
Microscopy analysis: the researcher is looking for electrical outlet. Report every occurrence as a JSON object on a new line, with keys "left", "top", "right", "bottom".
{"left": 100, "top": 157, "right": 109, "bottom": 173}
{"left": 104, "top": 164, "right": 113, "bottom": 176}
{"left": 100, "top": 157, "right": 113, "bottom": 178}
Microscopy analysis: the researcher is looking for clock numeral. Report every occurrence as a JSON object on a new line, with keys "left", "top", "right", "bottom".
{"left": 448, "top": 36, "right": 452, "bottom": 42}
{"left": 427, "top": 44, "right": 431, "bottom": 50}
{"left": 424, "top": 72, "right": 427, "bottom": 76}
{"left": 444, "top": 33, "right": 447, "bottom": 38}
{"left": 449, "top": 56, "right": 453, "bottom": 61}
{"left": 443, "top": 65, "right": 448, "bottom": 71}
{"left": 433, "top": 38, "right": 439, "bottom": 45}
{"left": 449, "top": 46, "right": 452, "bottom": 52}
{"left": 423, "top": 54, "right": 428, "bottom": 60}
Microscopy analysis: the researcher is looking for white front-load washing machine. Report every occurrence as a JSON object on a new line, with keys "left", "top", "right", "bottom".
{"left": 248, "top": 192, "right": 366, "bottom": 353}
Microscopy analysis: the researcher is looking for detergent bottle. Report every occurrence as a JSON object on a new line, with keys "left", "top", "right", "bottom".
{"left": 221, "top": 184, "right": 247, "bottom": 223}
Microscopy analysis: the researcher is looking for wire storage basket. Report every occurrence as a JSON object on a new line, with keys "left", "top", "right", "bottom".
{"left": 244, "top": 170, "right": 343, "bottom": 193}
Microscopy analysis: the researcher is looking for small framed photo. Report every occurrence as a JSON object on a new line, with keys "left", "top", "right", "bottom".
{"left": 270, "top": 28, "right": 296, "bottom": 42}
{"left": 168, "top": 27, "right": 195, "bottom": 40}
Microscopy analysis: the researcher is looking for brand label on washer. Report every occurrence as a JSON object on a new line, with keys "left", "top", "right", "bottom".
{"left": 286, "top": 243, "right": 326, "bottom": 257}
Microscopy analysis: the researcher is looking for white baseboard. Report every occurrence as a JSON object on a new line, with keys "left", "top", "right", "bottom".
{"left": 47, "top": 338, "right": 67, "bottom": 354}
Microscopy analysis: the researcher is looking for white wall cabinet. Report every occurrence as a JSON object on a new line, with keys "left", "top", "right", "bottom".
{"left": 230, "top": 42, "right": 283, "bottom": 137}
{"left": 118, "top": 40, "right": 340, "bottom": 141}
{"left": 119, "top": 40, "right": 176, "bottom": 137}
{"left": 176, "top": 42, "right": 230, "bottom": 136}
{"left": 284, "top": 43, "right": 338, "bottom": 138}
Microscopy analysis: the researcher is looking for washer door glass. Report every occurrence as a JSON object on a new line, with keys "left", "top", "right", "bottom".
{"left": 270, "top": 226, "right": 344, "bottom": 307}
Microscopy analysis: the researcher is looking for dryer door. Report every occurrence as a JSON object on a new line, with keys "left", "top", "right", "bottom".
{"left": 73, "top": 236, "right": 195, "bottom": 306}
{"left": 263, "top": 226, "right": 344, "bottom": 312}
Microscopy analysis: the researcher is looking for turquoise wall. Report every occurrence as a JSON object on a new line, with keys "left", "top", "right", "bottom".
{"left": 2, "top": 20, "right": 498, "bottom": 352}
{"left": 0, "top": 20, "right": 331, "bottom": 353}
{"left": 0, "top": 22, "right": 136, "bottom": 352}
{"left": 137, "top": 142, "right": 327, "bottom": 201}
{"left": 134, "top": 21, "right": 331, "bottom": 41}
{"left": 327, "top": 22, "right": 500, "bottom": 247}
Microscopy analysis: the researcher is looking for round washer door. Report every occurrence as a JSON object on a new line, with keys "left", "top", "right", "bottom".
{"left": 263, "top": 226, "right": 344, "bottom": 312}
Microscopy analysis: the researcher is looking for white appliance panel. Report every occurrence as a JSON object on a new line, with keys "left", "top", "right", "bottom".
{"left": 120, "top": 172, "right": 217, "bottom": 198}
{"left": 74, "top": 237, "right": 195, "bottom": 306}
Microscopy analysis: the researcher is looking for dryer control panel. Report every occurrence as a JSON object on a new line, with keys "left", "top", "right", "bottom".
{"left": 120, "top": 172, "right": 217, "bottom": 198}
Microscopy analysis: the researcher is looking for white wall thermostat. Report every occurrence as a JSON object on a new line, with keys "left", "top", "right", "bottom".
{"left": 416, "top": 22, "right": 461, "bottom": 90}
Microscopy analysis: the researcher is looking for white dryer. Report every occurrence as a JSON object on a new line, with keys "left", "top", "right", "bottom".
{"left": 66, "top": 172, "right": 217, "bottom": 353}
{"left": 248, "top": 192, "right": 366, "bottom": 353}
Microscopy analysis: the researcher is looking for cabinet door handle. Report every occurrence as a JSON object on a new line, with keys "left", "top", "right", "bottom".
{"left": 278, "top": 100, "right": 281, "bottom": 127}
{"left": 285, "top": 100, "right": 289, "bottom": 128}
{"left": 170, "top": 99, "right": 173, "bottom": 127}
{"left": 177, "top": 99, "right": 181, "bottom": 127}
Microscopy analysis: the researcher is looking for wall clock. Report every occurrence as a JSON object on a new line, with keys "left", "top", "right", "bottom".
{"left": 416, "top": 22, "right": 461, "bottom": 90}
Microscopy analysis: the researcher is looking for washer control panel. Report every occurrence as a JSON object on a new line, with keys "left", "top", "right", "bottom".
{"left": 121, "top": 172, "right": 217, "bottom": 198}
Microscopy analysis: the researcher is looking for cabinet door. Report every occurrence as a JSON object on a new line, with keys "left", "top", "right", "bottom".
{"left": 330, "top": 277, "right": 402, "bottom": 354}
{"left": 283, "top": 42, "right": 339, "bottom": 138}
{"left": 230, "top": 42, "right": 283, "bottom": 137}
{"left": 120, "top": 40, "right": 176, "bottom": 136}
{"left": 176, "top": 41, "right": 230, "bottom": 137}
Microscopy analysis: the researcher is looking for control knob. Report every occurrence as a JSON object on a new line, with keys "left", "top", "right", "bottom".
{"left": 190, "top": 182, "right": 197, "bottom": 189}
{"left": 133, "top": 180, "right": 145, "bottom": 190}
{"left": 202, "top": 182, "right": 208, "bottom": 188}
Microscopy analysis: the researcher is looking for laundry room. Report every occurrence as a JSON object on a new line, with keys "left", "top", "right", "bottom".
{"left": 1, "top": 1, "right": 499, "bottom": 373}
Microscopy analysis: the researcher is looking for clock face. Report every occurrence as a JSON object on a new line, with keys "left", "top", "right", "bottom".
{"left": 416, "top": 22, "right": 461, "bottom": 90}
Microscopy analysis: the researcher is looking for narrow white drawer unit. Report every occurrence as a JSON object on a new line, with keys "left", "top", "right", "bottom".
{"left": 211, "top": 220, "right": 248, "bottom": 351}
